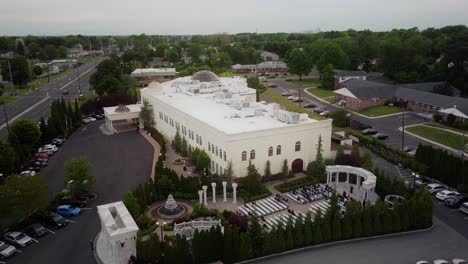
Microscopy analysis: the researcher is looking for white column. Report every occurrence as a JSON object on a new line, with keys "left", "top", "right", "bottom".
{"left": 232, "top": 183, "right": 238, "bottom": 204}
{"left": 222, "top": 181, "right": 227, "bottom": 202}
{"left": 211, "top": 182, "right": 217, "bottom": 203}
{"left": 198, "top": 190, "right": 203, "bottom": 205}
{"left": 202, "top": 185, "right": 208, "bottom": 206}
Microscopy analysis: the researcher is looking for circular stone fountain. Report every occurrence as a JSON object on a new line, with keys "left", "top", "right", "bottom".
{"left": 156, "top": 194, "right": 186, "bottom": 219}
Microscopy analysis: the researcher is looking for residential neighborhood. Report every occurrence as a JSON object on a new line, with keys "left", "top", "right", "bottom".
{"left": 1, "top": 1, "right": 468, "bottom": 264}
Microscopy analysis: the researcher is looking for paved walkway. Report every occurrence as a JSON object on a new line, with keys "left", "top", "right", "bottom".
{"left": 139, "top": 129, "right": 161, "bottom": 180}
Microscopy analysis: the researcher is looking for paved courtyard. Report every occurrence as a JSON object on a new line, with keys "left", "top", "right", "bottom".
{"left": 8, "top": 121, "right": 154, "bottom": 264}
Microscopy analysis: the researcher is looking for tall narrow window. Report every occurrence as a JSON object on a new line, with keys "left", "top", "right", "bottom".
{"left": 242, "top": 151, "right": 247, "bottom": 161}
{"left": 208, "top": 142, "right": 211, "bottom": 152}
{"left": 223, "top": 151, "right": 226, "bottom": 161}
{"left": 295, "top": 141, "right": 301, "bottom": 152}
{"left": 276, "top": 145, "right": 281, "bottom": 155}
{"left": 250, "top": 150, "right": 255, "bottom": 160}
{"left": 268, "top": 146, "right": 273, "bottom": 156}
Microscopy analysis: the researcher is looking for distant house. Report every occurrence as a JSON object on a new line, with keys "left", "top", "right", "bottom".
{"left": 260, "top": 51, "right": 279, "bottom": 61}
{"left": 231, "top": 61, "right": 288, "bottom": 75}
{"left": 334, "top": 79, "right": 468, "bottom": 122}
{"left": 333, "top": 70, "right": 367, "bottom": 89}
{"left": 130, "top": 68, "right": 176, "bottom": 86}
{"left": 48, "top": 59, "right": 78, "bottom": 72}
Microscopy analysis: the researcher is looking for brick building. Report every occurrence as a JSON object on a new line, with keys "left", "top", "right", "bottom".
{"left": 130, "top": 68, "right": 176, "bottom": 87}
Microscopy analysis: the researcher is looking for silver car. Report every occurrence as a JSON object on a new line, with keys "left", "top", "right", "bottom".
{"left": 4, "top": 232, "right": 33, "bottom": 248}
{"left": 0, "top": 241, "right": 16, "bottom": 259}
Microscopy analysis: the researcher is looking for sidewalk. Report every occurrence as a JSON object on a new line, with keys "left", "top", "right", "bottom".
{"left": 139, "top": 129, "right": 161, "bottom": 180}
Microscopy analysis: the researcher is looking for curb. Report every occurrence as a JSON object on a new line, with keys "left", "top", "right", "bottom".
{"left": 236, "top": 224, "right": 435, "bottom": 264}
{"left": 93, "top": 230, "right": 104, "bottom": 264}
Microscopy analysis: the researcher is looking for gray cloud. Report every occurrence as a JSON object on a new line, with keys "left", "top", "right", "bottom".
{"left": 1, "top": 0, "right": 467, "bottom": 35}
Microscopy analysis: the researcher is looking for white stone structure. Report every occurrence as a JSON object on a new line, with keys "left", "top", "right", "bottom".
{"left": 103, "top": 104, "right": 141, "bottom": 134}
{"left": 222, "top": 181, "right": 227, "bottom": 202}
{"left": 326, "top": 165, "right": 378, "bottom": 203}
{"left": 174, "top": 219, "right": 222, "bottom": 239}
{"left": 232, "top": 183, "right": 238, "bottom": 204}
{"left": 202, "top": 185, "right": 208, "bottom": 206}
{"left": 96, "top": 201, "right": 139, "bottom": 264}
{"left": 198, "top": 190, "right": 203, "bottom": 204}
{"left": 211, "top": 182, "right": 216, "bottom": 203}
{"left": 140, "top": 70, "right": 332, "bottom": 178}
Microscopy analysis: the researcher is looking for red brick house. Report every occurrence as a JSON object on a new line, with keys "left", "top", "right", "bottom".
{"left": 333, "top": 70, "right": 367, "bottom": 90}
{"left": 231, "top": 61, "right": 288, "bottom": 75}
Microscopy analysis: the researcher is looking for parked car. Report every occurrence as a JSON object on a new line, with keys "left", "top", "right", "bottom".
{"left": 23, "top": 223, "right": 47, "bottom": 238}
{"left": 21, "top": 161, "right": 41, "bottom": 172}
{"left": 426, "top": 183, "right": 446, "bottom": 195}
{"left": 0, "top": 241, "right": 16, "bottom": 259}
{"left": 56, "top": 205, "right": 81, "bottom": 217}
{"left": 319, "top": 110, "right": 330, "bottom": 117}
{"left": 371, "top": 133, "right": 389, "bottom": 140}
{"left": 415, "top": 261, "right": 430, "bottom": 264}
{"left": 292, "top": 97, "right": 303, "bottom": 102}
{"left": 33, "top": 159, "right": 48, "bottom": 168}
{"left": 433, "top": 260, "right": 450, "bottom": 264}
{"left": 313, "top": 108, "right": 326, "bottom": 114}
{"left": 459, "top": 202, "right": 468, "bottom": 215}
{"left": 38, "top": 145, "right": 57, "bottom": 155}
{"left": 20, "top": 170, "right": 36, "bottom": 176}
{"left": 361, "top": 128, "right": 378, "bottom": 135}
{"left": 436, "top": 190, "right": 462, "bottom": 201}
{"left": 452, "top": 258, "right": 468, "bottom": 264}
{"left": 82, "top": 117, "right": 92, "bottom": 124}
{"left": 281, "top": 92, "right": 292, "bottom": 96}
{"left": 267, "top": 83, "right": 278, "bottom": 88}
{"left": 88, "top": 117, "right": 97, "bottom": 122}
{"left": 94, "top": 114, "right": 104, "bottom": 120}
{"left": 4, "top": 232, "right": 33, "bottom": 248}
{"left": 33, "top": 153, "right": 49, "bottom": 160}
{"left": 59, "top": 196, "right": 88, "bottom": 207}
{"left": 39, "top": 212, "right": 68, "bottom": 228}
{"left": 62, "top": 89, "right": 70, "bottom": 95}
{"left": 51, "top": 138, "right": 65, "bottom": 146}
{"left": 303, "top": 103, "right": 317, "bottom": 108}
{"left": 445, "top": 196, "right": 468, "bottom": 208}
{"left": 287, "top": 95, "right": 295, "bottom": 100}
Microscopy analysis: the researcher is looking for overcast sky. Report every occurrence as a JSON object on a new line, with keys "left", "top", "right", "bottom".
{"left": 1, "top": 0, "right": 468, "bottom": 35}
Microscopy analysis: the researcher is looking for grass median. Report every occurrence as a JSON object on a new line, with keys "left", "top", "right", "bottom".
{"left": 262, "top": 88, "right": 325, "bottom": 120}
{"left": 406, "top": 125, "right": 468, "bottom": 150}
{"left": 358, "top": 105, "right": 403, "bottom": 117}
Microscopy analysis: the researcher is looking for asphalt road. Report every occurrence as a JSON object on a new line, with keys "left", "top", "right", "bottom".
{"left": 0, "top": 61, "right": 99, "bottom": 139}
{"left": 258, "top": 218, "right": 468, "bottom": 264}
{"left": 7, "top": 121, "right": 154, "bottom": 264}
{"left": 267, "top": 78, "right": 430, "bottom": 151}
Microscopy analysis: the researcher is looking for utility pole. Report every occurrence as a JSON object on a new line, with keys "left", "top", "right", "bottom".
{"left": 6, "top": 57, "right": 14, "bottom": 94}
{"left": 401, "top": 106, "right": 405, "bottom": 151}
{"left": 47, "top": 64, "right": 50, "bottom": 82}
{"left": 3, "top": 107, "right": 10, "bottom": 133}
{"left": 77, "top": 65, "right": 81, "bottom": 95}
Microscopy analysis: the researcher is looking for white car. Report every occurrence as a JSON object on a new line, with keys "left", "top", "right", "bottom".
{"left": 452, "top": 259, "right": 468, "bottom": 264}
{"left": 287, "top": 95, "right": 295, "bottom": 100}
{"left": 460, "top": 202, "right": 468, "bottom": 215}
{"left": 433, "top": 260, "right": 450, "bottom": 264}
{"left": 20, "top": 170, "right": 36, "bottom": 176}
{"left": 436, "top": 190, "right": 461, "bottom": 201}
{"left": 88, "top": 117, "right": 97, "bottom": 122}
{"left": 0, "top": 241, "right": 16, "bottom": 259}
{"left": 82, "top": 117, "right": 92, "bottom": 124}
{"left": 4, "top": 232, "right": 33, "bottom": 248}
{"left": 426, "top": 183, "right": 446, "bottom": 195}
{"left": 281, "top": 92, "right": 292, "bottom": 96}
{"left": 39, "top": 144, "right": 58, "bottom": 154}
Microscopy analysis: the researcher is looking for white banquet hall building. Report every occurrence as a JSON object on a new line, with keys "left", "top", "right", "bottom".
{"left": 140, "top": 71, "right": 332, "bottom": 178}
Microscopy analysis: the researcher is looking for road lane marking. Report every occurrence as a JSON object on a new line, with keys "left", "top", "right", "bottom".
{"left": 16, "top": 250, "right": 22, "bottom": 253}
{"left": 31, "top": 238, "right": 39, "bottom": 243}
{"left": 0, "top": 96, "right": 50, "bottom": 130}
{"left": 46, "top": 229, "right": 56, "bottom": 234}
{"left": 66, "top": 219, "right": 76, "bottom": 223}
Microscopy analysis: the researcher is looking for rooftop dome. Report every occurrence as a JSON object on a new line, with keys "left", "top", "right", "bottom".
{"left": 147, "top": 81, "right": 162, "bottom": 89}
{"left": 191, "top": 70, "right": 219, "bottom": 82}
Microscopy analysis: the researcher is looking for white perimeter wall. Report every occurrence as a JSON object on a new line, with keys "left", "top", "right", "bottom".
{"left": 141, "top": 89, "right": 332, "bottom": 178}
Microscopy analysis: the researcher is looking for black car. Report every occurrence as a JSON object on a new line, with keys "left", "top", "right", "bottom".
{"left": 59, "top": 196, "right": 88, "bottom": 207}
{"left": 24, "top": 223, "right": 47, "bottom": 238}
{"left": 40, "top": 212, "right": 68, "bottom": 228}
{"left": 303, "top": 103, "right": 317, "bottom": 108}
{"left": 361, "top": 128, "right": 378, "bottom": 135}
{"left": 62, "top": 89, "right": 70, "bottom": 95}
{"left": 445, "top": 196, "right": 468, "bottom": 208}
{"left": 371, "top": 133, "right": 389, "bottom": 140}
{"left": 33, "top": 159, "right": 47, "bottom": 168}
{"left": 313, "top": 108, "right": 325, "bottom": 114}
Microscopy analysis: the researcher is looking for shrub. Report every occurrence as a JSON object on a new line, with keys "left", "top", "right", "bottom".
{"left": 275, "top": 177, "right": 318, "bottom": 193}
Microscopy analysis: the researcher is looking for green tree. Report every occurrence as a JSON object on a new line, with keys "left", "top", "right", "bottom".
{"left": 8, "top": 119, "right": 41, "bottom": 165}
{"left": 1, "top": 55, "right": 31, "bottom": 86}
{"left": 123, "top": 192, "right": 141, "bottom": 219}
{"left": 239, "top": 233, "right": 253, "bottom": 261}
{"left": 321, "top": 64, "right": 335, "bottom": 89}
{"left": 313, "top": 210, "right": 324, "bottom": 244}
{"left": 248, "top": 215, "right": 264, "bottom": 257}
{"left": 16, "top": 40, "right": 25, "bottom": 55}
{"left": 331, "top": 109, "right": 350, "bottom": 127}
{"left": 174, "top": 130, "right": 182, "bottom": 152}
{"left": 281, "top": 159, "right": 289, "bottom": 178}
{"left": 181, "top": 137, "right": 188, "bottom": 156}
{"left": 361, "top": 150, "right": 373, "bottom": 170}
{"left": 0, "top": 140, "right": 17, "bottom": 175}
{"left": 0, "top": 175, "right": 50, "bottom": 218}
{"left": 264, "top": 160, "right": 272, "bottom": 178}
{"left": 223, "top": 224, "right": 233, "bottom": 264}
{"left": 164, "top": 47, "right": 179, "bottom": 63}
{"left": 43, "top": 45, "right": 58, "bottom": 60}
{"left": 223, "top": 161, "right": 234, "bottom": 186}
{"left": 306, "top": 136, "right": 326, "bottom": 181}
{"left": 351, "top": 145, "right": 361, "bottom": 165}
{"left": 64, "top": 156, "right": 96, "bottom": 196}
{"left": 362, "top": 205, "right": 373, "bottom": 236}
{"left": 304, "top": 213, "right": 313, "bottom": 245}
{"left": 244, "top": 162, "right": 263, "bottom": 195}
{"left": 0, "top": 82, "right": 4, "bottom": 96}
{"left": 32, "top": 65, "right": 43, "bottom": 76}
{"left": 287, "top": 49, "right": 312, "bottom": 80}
{"left": 139, "top": 99, "right": 155, "bottom": 129}
{"left": 332, "top": 211, "right": 342, "bottom": 241}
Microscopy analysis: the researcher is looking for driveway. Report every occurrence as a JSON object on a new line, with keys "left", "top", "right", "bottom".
{"left": 8, "top": 120, "right": 154, "bottom": 264}
{"left": 257, "top": 218, "right": 468, "bottom": 264}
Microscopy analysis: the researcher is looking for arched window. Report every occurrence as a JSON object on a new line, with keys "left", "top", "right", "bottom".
{"left": 268, "top": 147, "right": 273, "bottom": 156}
{"left": 250, "top": 150, "right": 255, "bottom": 160}
{"left": 223, "top": 151, "right": 226, "bottom": 161}
{"left": 295, "top": 141, "right": 301, "bottom": 152}
{"left": 276, "top": 145, "right": 281, "bottom": 155}
{"left": 242, "top": 151, "right": 247, "bottom": 161}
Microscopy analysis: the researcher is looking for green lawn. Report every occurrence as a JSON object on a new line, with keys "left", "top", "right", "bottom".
{"left": 406, "top": 125, "right": 468, "bottom": 150}
{"left": 358, "top": 105, "right": 403, "bottom": 117}
{"left": 0, "top": 96, "right": 17, "bottom": 107}
{"left": 289, "top": 78, "right": 320, "bottom": 87}
{"left": 262, "top": 89, "right": 325, "bottom": 120}
{"left": 306, "top": 88, "right": 335, "bottom": 99}
{"left": 218, "top": 71, "right": 243, "bottom": 77}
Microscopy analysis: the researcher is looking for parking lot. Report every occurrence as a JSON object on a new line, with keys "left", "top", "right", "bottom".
{"left": 4, "top": 121, "right": 154, "bottom": 264}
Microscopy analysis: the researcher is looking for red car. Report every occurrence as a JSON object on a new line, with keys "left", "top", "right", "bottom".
{"left": 33, "top": 153, "right": 49, "bottom": 160}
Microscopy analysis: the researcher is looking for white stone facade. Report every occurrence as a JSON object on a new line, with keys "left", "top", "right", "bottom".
{"left": 140, "top": 71, "right": 332, "bottom": 178}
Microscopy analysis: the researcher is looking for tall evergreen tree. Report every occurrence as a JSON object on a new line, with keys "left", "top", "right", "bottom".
{"left": 264, "top": 160, "right": 272, "bottom": 178}
{"left": 332, "top": 211, "right": 342, "bottom": 241}
{"left": 294, "top": 216, "right": 305, "bottom": 247}
{"left": 248, "top": 215, "right": 264, "bottom": 257}
{"left": 239, "top": 233, "right": 253, "bottom": 261}
{"left": 223, "top": 225, "right": 233, "bottom": 264}
{"left": 304, "top": 213, "right": 313, "bottom": 245}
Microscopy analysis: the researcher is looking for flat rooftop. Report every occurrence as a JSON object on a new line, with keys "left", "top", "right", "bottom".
{"left": 142, "top": 74, "right": 318, "bottom": 135}
{"left": 131, "top": 68, "right": 176, "bottom": 77}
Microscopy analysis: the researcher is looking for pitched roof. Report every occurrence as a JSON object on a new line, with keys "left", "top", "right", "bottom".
{"left": 340, "top": 79, "right": 395, "bottom": 98}
{"left": 334, "top": 69, "right": 367, "bottom": 77}
{"left": 399, "top": 82, "right": 460, "bottom": 96}
{"left": 394, "top": 87, "right": 468, "bottom": 114}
